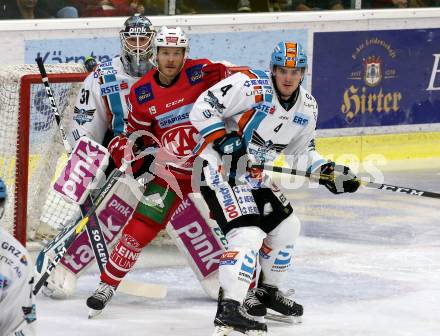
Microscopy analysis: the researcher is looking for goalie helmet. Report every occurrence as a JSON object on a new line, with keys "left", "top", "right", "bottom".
{"left": 270, "top": 41, "right": 307, "bottom": 73}
{"left": 0, "top": 179, "right": 6, "bottom": 219}
{"left": 120, "top": 14, "right": 156, "bottom": 77}
{"left": 151, "top": 26, "right": 189, "bottom": 67}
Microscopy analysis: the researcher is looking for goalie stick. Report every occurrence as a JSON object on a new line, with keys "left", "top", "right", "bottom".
{"left": 33, "top": 57, "right": 166, "bottom": 299}
{"left": 251, "top": 163, "right": 440, "bottom": 199}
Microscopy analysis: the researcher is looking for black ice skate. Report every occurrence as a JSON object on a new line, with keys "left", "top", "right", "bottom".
{"left": 86, "top": 281, "right": 116, "bottom": 318}
{"left": 213, "top": 299, "right": 267, "bottom": 336}
{"left": 243, "top": 288, "right": 266, "bottom": 319}
{"left": 254, "top": 284, "right": 303, "bottom": 324}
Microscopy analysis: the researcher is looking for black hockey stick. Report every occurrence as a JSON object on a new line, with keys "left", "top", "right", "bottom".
{"left": 36, "top": 56, "right": 110, "bottom": 274}
{"left": 252, "top": 163, "right": 440, "bottom": 199}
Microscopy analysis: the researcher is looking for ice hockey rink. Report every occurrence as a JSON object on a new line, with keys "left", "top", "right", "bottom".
{"left": 36, "top": 166, "right": 440, "bottom": 336}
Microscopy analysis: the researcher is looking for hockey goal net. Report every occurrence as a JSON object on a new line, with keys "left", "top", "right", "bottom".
{"left": 0, "top": 64, "right": 87, "bottom": 246}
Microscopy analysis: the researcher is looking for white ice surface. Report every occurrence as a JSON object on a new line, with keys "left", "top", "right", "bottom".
{"left": 36, "top": 169, "right": 440, "bottom": 335}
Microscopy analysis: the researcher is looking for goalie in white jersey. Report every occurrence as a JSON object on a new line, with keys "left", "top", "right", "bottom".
{"left": 190, "top": 41, "right": 360, "bottom": 335}
{"left": 0, "top": 179, "right": 37, "bottom": 336}
{"left": 43, "top": 14, "right": 156, "bottom": 299}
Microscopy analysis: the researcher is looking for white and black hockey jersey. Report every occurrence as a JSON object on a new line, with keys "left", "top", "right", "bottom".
{"left": 69, "top": 57, "right": 140, "bottom": 146}
{"left": 190, "top": 69, "right": 325, "bottom": 172}
{"left": 0, "top": 228, "right": 36, "bottom": 336}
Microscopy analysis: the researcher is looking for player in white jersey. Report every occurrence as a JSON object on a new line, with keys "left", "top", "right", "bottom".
{"left": 0, "top": 179, "right": 37, "bottom": 336}
{"left": 190, "top": 41, "right": 360, "bottom": 335}
{"left": 43, "top": 14, "right": 156, "bottom": 299}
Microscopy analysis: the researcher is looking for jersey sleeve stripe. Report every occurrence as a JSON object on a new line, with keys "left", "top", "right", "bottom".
{"left": 238, "top": 108, "right": 256, "bottom": 132}
{"left": 192, "top": 129, "right": 227, "bottom": 156}
{"left": 130, "top": 113, "right": 152, "bottom": 127}
{"left": 199, "top": 121, "right": 225, "bottom": 138}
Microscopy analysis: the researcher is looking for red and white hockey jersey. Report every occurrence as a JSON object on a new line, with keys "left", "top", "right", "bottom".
{"left": 127, "top": 58, "right": 218, "bottom": 178}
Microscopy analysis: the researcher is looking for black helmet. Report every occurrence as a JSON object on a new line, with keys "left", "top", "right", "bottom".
{"left": 120, "top": 14, "right": 156, "bottom": 77}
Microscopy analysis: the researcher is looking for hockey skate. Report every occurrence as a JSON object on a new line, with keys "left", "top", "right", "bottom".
{"left": 253, "top": 284, "right": 303, "bottom": 324}
{"left": 213, "top": 299, "right": 267, "bottom": 336}
{"left": 86, "top": 281, "right": 116, "bottom": 318}
{"left": 243, "top": 288, "right": 266, "bottom": 322}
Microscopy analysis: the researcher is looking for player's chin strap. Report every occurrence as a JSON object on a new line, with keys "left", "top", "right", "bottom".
{"left": 251, "top": 163, "right": 440, "bottom": 200}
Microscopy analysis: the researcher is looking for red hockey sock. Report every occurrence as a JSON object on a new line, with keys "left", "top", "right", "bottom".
{"left": 101, "top": 216, "right": 163, "bottom": 287}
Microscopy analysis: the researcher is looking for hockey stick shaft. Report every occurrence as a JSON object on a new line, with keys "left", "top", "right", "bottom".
{"left": 33, "top": 57, "right": 119, "bottom": 294}
{"left": 36, "top": 57, "right": 72, "bottom": 153}
{"left": 252, "top": 164, "right": 440, "bottom": 199}
{"left": 36, "top": 57, "right": 110, "bottom": 273}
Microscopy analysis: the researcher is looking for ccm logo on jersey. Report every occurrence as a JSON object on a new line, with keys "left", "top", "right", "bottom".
{"left": 100, "top": 81, "right": 129, "bottom": 96}
{"left": 135, "top": 83, "right": 154, "bottom": 104}
{"left": 165, "top": 98, "right": 184, "bottom": 108}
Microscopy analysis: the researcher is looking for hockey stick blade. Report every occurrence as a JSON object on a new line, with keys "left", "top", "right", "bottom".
{"left": 118, "top": 280, "right": 167, "bottom": 299}
{"left": 252, "top": 164, "right": 440, "bottom": 200}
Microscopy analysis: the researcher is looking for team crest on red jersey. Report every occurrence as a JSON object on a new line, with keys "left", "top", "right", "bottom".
{"left": 161, "top": 125, "right": 198, "bottom": 159}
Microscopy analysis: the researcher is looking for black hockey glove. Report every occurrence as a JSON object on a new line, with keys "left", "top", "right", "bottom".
{"left": 319, "top": 161, "right": 360, "bottom": 194}
{"left": 213, "top": 131, "right": 247, "bottom": 180}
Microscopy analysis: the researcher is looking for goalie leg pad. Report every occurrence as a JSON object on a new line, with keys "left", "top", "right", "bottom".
{"left": 42, "top": 264, "right": 77, "bottom": 299}
{"left": 166, "top": 194, "right": 227, "bottom": 299}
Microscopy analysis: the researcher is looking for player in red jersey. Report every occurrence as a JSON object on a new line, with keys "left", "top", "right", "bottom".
{"left": 86, "top": 26, "right": 229, "bottom": 317}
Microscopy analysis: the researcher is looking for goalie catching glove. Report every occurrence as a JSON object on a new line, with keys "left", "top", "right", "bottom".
{"left": 318, "top": 161, "right": 360, "bottom": 194}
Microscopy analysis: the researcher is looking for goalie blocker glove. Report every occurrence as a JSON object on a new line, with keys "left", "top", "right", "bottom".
{"left": 318, "top": 161, "right": 360, "bottom": 194}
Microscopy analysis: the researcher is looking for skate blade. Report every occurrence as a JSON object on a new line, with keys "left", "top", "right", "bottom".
{"left": 265, "top": 312, "right": 302, "bottom": 324}
{"left": 245, "top": 330, "right": 267, "bottom": 335}
{"left": 213, "top": 325, "right": 233, "bottom": 336}
{"left": 213, "top": 326, "right": 266, "bottom": 336}
{"left": 88, "top": 308, "right": 103, "bottom": 319}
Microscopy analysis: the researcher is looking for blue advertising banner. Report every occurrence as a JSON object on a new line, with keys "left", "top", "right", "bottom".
{"left": 312, "top": 29, "right": 440, "bottom": 129}
{"left": 24, "top": 29, "right": 307, "bottom": 70}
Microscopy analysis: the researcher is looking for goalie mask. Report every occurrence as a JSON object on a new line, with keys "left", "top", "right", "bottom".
{"left": 120, "top": 14, "right": 156, "bottom": 77}
{"left": 0, "top": 179, "right": 6, "bottom": 220}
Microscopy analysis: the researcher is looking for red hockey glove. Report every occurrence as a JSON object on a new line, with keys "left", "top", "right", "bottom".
{"left": 202, "top": 63, "right": 230, "bottom": 85}
{"left": 107, "top": 134, "right": 135, "bottom": 168}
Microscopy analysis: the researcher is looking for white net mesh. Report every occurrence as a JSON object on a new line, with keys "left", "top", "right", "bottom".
{"left": 0, "top": 63, "right": 85, "bottom": 243}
